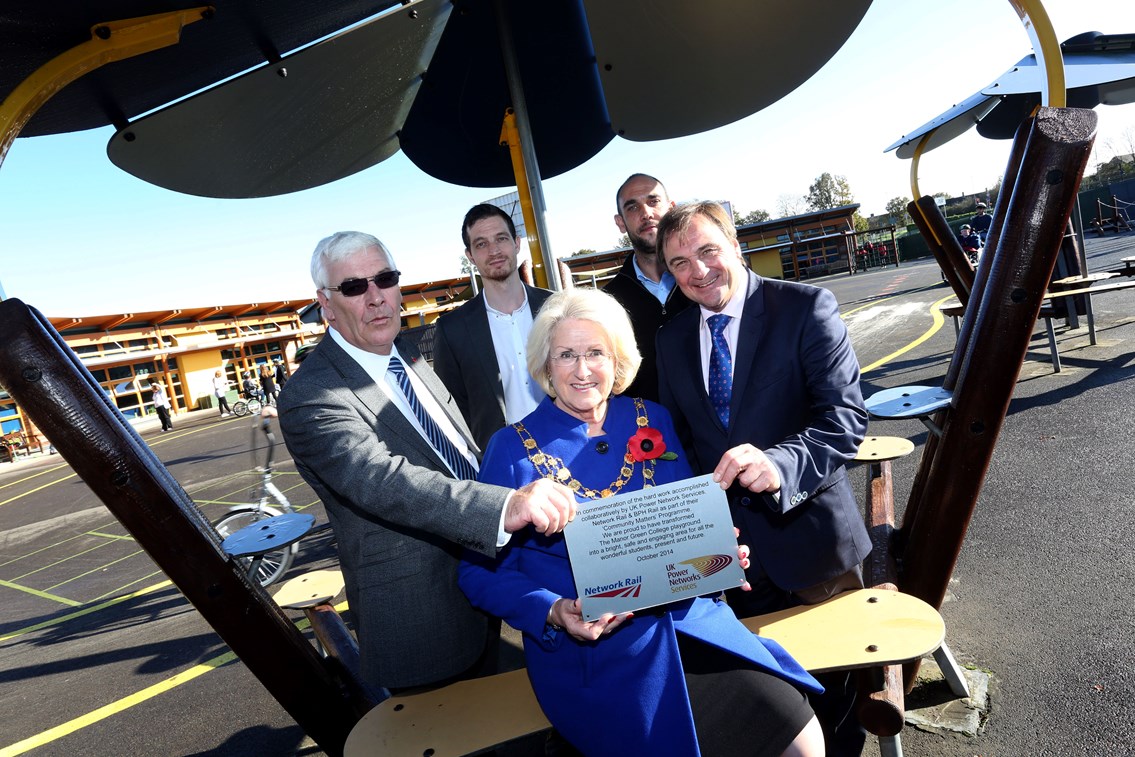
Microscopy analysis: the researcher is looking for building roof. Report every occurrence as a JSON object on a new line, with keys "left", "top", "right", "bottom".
{"left": 47, "top": 300, "right": 317, "bottom": 334}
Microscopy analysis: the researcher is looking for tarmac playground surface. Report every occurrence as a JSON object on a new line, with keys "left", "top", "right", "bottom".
{"left": 2, "top": 232, "right": 1135, "bottom": 755}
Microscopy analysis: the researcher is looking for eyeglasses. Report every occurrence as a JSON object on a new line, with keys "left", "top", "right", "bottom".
{"left": 549, "top": 349, "right": 611, "bottom": 368}
{"left": 327, "top": 270, "right": 401, "bottom": 296}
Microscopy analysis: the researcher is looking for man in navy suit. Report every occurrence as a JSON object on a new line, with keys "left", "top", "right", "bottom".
{"left": 655, "top": 201, "right": 870, "bottom": 753}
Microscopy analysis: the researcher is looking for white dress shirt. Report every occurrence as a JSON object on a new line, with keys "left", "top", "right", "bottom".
{"left": 327, "top": 327, "right": 479, "bottom": 477}
{"left": 697, "top": 283, "right": 747, "bottom": 392}
{"left": 485, "top": 291, "right": 544, "bottom": 424}
{"left": 696, "top": 277, "right": 782, "bottom": 497}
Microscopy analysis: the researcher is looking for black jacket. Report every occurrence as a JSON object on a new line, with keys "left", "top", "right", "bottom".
{"left": 603, "top": 254, "right": 693, "bottom": 402}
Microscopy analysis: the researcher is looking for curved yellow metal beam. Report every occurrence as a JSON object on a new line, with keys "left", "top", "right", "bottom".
{"left": 0, "top": 7, "right": 213, "bottom": 169}
{"left": 1008, "top": 0, "right": 1066, "bottom": 108}
{"left": 910, "top": 130, "right": 935, "bottom": 203}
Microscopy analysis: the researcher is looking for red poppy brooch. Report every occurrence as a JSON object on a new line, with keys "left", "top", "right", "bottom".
{"left": 628, "top": 426, "right": 678, "bottom": 463}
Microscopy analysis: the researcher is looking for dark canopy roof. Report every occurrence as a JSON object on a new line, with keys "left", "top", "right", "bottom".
{"left": 2, "top": 0, "right": 873, "bottom": 195}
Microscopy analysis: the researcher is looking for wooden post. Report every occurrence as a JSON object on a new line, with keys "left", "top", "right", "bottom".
{"left": 909, "top": 197, "right": 972, "bottom": 304}
{"left": 901, "top": 107, "right": 1097, "bottom": 612}
{"left": 0, "top": 299, "right": 366, "bottom": 756}
{"left": 855, "top": 458, "right": 905, "bottom": 736}
{"left": 900, "top": 114, "right": 1033, "bottom": 541}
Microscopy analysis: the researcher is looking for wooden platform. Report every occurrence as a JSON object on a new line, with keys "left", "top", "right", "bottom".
{"left": 343, "top": 588, "right": 944, "bottom": 756}
{"left": 854, "top": 436, "right": 915, "bottom": 463}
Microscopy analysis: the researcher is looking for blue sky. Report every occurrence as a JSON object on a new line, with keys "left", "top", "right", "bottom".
{"left": 2, "top": 0, "right": 1134, "bottom": 316}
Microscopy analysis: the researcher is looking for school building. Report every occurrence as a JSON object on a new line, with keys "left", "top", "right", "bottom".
{"left": 558, "top": 203, "right": 879, "bottom": 286}
{"left": 0, "top": 276, "right": 478, "bottom": 443}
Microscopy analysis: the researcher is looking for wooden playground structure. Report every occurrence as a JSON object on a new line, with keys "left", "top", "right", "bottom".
{"left": 1089, "top": 194, "right": 1134, "bottom": 234}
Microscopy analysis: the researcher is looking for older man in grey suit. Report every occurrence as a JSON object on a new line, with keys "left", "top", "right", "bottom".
{"left": 433, "top": 204, "right": 552, "bottom": 450}
{"left": 278, "top": 231, "right": 576, "bottom": 692}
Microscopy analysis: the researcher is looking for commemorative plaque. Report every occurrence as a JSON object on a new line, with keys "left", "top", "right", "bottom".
{"left": 563, "top": 474, "right": 746, "bottom": 621}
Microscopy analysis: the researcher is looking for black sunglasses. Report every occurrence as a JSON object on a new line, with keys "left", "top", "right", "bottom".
{"left": 327, "top": 270, "right": 401, "bottom": 297}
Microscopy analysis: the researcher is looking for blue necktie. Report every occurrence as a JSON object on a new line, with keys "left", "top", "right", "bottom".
{"left": 388, "top": 356, "right": 478, "bottom": 481}
{"left": 707, "top": 314, "right": 733, "bottom": 428}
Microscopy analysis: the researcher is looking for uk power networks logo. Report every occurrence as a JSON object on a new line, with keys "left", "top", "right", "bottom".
{"left": 680, "top": 554, "right": 733, "bottom": 578}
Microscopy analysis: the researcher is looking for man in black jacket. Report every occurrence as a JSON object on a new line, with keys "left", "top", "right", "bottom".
{"left": 433, "top": 204, "right": 552, "bottom": 450}
{"left": 603, "top": 174, "right": 692, "bottom": 401}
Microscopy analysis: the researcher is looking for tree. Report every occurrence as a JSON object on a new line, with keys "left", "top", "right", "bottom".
{"left": 1095, "top": 155, "right": 1135, "bottom": 186}
{"left": 805, "top": 173, "right": 854, "bottom": 211}
{"left": 570, "top": 248, "right": 596, "bottom": 257}
{"left": 459, "top": 255, "right": 473, "bottom": 276}
{"left": 734, "top": 208, "right": 771, "bottom": 226}
{"left": 776, "top": 193, "right": 807, "bottom": 218}
{"left": 885, "top": 196, "right": 912, "bottom": 227}
{"left": 615, "top": 233, "right": 631, "bottom": 249}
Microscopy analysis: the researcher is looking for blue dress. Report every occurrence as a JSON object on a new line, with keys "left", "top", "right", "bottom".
{"left": 459, "top": 396, "right": 821, "bottom": 756}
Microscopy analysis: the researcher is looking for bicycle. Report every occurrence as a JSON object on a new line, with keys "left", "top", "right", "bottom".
{"left": 213, "top": 461, "right": 298, "bottom": 586}
{"left": 231, "top": 395, "right": 262, "bottom": 417}
{"left": 212, "top": 408, "right": 299, "bottom": 585}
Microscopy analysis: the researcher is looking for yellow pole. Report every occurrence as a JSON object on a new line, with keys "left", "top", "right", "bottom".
{"left": 499, "top": 108, "right": 550, "bottom": 289}
{"left": 909, "top": 131, "right": 948, "bottom": 247}
{"left": 910, "top": 131, "right": 933, "bottom": 204}
{"left": 1007, "top": 0, "right": 1066, "bottom": 108}
{"left": 0, "top": 7, "right": 213, "bottom": 171}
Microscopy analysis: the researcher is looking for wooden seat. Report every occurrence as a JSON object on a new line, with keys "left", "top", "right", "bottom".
{"left": 274, "top": 569, "right": 346, "bottom": 609}
{"left": 1050, "top": 271, "right": 1118, "bottom": 287}
{"left": 343, "top": 588, "right": 945, "bottom": 757}
{"left": 855, "top": 436, "right": 915, "bottom": 464}
{"left": 941, "top": 300, "right": 1070, "bottom": 370}
{"left": 1, "top": 431, "right": 29, "bottom": 461}
{"left": 275, "top": 569, "right": 383, "bottom": 711}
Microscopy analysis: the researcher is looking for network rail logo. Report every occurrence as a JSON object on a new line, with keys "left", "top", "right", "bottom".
{"left": 584, "top": 575, "right": 643, "bottom": 598}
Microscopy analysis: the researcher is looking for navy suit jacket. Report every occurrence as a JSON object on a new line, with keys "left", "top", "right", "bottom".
{"left": 656, "top": 271, "right": 871, "bottom": 594}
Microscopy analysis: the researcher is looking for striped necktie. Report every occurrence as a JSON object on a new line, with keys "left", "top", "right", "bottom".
{"left": 707, "top": 314, "right": 733, "bottom": 427}
{"left": 388, "top": 356, "right": 477, "bottom": 480}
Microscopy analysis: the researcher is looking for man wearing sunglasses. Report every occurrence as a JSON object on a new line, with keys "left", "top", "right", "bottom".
{"left": 278, "top": 231, "right": 576, "bottom": 693}
{"left": 432, "top": 204, "right": 552, "bottom": 450}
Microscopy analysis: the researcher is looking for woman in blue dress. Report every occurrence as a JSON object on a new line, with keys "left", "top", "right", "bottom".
{"left": 459, "top": 288, "right": 824, "bottom": 756}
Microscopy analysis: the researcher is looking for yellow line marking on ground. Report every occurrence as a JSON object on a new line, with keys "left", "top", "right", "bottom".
{"left": 0, "top": 599, "right": 350, "bottom": 755}
{"left": 0, "top": 579, "right": 82, "bottom": 607}
{"left": 86, "top": 531, "right": 135, "bottom": 541}
{"left": 0, "top": 580, "right": 173, "bottom": 642}
{"left": 0, "top": 651, "right": 239, "bottom": 757}
{"left": 10, "top": 541, "right": 117, "bottom": 581}
{"left": 88, "top": 571, "right": 167, "bottom": 603}
{"left": 859, "top": 294, "right": 956, "bottom": 375}
{"left": 0, "top": 472, "right": 80, "bottom": 509}
{"left": 0, "top": 462, "right": 73, "bottom": 492}
{"left": 0, "top": 531, "right": 93, "bottom": 569}
{"left": 46, "top": 550, "right": 147, "bottom": 592}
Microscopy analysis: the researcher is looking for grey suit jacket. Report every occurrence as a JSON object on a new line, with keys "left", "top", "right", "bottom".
{"left": 432, "top": 285, "right": 553, "bottom": 450}
{"left": 277, "top": 333, "right": 510, "bottom": 689}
